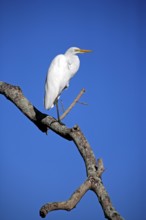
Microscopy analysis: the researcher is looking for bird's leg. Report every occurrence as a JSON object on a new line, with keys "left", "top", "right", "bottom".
{"left": 55, "top": 99, "right": 61, "bottom": 122}
{"left": 55, "top": 100, "right": 65, "bottom": 125}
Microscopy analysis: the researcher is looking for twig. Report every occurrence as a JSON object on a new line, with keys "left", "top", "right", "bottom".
{"left": 60, "top": 88, "right": 85, "bottom": 120}
{"left": 77, "top": 101, "right": 88, "bottom": 105}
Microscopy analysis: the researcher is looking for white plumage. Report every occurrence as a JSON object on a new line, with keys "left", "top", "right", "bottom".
{"left": 44, "top": 47, "right": 92, "bottom": 120}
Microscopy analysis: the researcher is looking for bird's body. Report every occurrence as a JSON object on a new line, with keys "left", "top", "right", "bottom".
{"left": 44, "top": 48, "right": 80, "bottom": 109}
{"left": 44, "top": 47, "right": 92, "bottom": 121}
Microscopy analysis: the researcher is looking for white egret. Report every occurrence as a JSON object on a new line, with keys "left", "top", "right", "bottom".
{"left": 44, "top": 47, "right": 92, "bottom": 122}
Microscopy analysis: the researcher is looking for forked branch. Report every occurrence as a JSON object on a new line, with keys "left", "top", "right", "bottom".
{"left": 0, "top": 81, "right": 124, "bottom": 220}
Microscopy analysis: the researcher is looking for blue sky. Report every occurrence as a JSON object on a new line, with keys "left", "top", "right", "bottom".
{"left": 0, "top": 0, "right": 145, "bottom": 220}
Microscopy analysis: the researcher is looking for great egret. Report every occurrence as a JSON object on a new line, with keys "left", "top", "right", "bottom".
{"left": 44, "top": 47, "right": 92, "bottom": 122}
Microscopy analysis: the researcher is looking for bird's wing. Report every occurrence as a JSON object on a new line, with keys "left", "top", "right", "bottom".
{"left": 44, "top": 54, "right": 70, "bottom": 109}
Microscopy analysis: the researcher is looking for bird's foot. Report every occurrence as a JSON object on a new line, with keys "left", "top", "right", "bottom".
{"left": 58, "top": 118, "right": 65, "bottom": 125}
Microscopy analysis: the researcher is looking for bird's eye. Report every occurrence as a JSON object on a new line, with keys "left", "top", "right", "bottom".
{"left": 74, "top": 49, "right": 80, "bottom": 52}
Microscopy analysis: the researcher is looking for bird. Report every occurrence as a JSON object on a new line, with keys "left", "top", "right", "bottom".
{"left": 44, "top": 47, "right": 92, "bottom": 122}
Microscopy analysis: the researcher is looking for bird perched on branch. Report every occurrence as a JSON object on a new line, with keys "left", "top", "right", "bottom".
{"left": 44, "top": 47, "right": 92, "bottom": 122}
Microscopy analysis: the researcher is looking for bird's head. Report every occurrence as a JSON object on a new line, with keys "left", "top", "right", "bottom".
{"left": 65, "top": 47, "right": 92, "bottom": 55}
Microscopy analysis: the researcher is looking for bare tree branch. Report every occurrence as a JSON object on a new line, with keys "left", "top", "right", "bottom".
{"left": 0, "top": 81, "right": 71, "bottom": 139}
{"left": 60, "top": 88, "right": 85, "bottom": 120}
{"left": 40, "top": 179, "right": 91, "bottom": 218}
{"left": 0, "top": 81, "right": 124, "bottom": 220}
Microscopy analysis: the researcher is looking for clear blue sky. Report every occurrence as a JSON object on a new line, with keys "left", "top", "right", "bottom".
{"left": 0, "top": 0, "right": 145, "bottom": 220}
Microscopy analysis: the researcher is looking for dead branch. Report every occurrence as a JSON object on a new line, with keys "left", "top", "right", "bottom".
{"left": 40, "top": 179, "right": 91, "bottom": 218}
{"left": 60, "top": 88, "right": 85, "bottom": 120}
{"left": 0, "top": 81, "right": 124, "bottom": 220}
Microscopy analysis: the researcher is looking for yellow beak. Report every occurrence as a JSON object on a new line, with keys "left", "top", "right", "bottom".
{"left": 80, "top": 49, "right": 92, "bottom": 53}
{"left": 75, "top": 48, "right": 92, "bottom": 53}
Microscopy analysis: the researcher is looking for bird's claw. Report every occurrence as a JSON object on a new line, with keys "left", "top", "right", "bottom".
{"left": 58, "top": 119, "right": 65, "bottom": 126}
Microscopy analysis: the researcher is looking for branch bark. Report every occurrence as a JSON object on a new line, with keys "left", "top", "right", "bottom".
{"left": 40, "top": 179, "right": 91, "bottom": 218}
{"left": 0, "top": 81, "right": 124, "bottom": 220}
